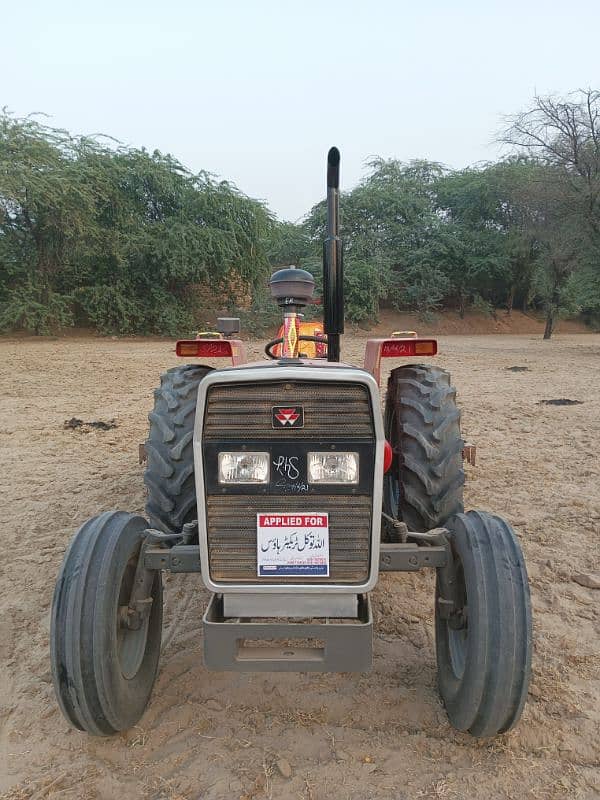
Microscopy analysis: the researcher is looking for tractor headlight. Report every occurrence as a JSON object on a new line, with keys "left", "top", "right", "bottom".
{"left": 218, "top": 452, "right": 270, "bottom": 484}
{"left": 308, "top": 452, "right": 359, "bottom": 484}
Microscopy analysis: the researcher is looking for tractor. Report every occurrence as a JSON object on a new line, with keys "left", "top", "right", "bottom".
{"left": 51, "top": 148, "right": 532, "bottom": 738}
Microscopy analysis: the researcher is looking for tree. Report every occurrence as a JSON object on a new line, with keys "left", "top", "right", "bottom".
{"left": 406, "top": 222, "right": 506, "bottom": 318}
{"left": 522, "top": 167, "right": 583, "bottom": 339}
{"left": 503, "top": 90, "right": 600, "bottom": 240}
{"left": 265, "top": 221, "right": 314, "bottom": 268}
{"left": 3, "top": 95, "right": 598, "bottom": 336}
{"left": 503, "top": 91, "right": 600, "bottom": 336}
{"left": 0, "top": 111, "right": 273, "bottom": 334}
{"left": 0, "top": 113, "right": 103, "bottom": 332}
{"left": 435, "top": 160, "right": 543, "bottom": 314}
{"left": 303, "top": 158, "right": 445, "bottom": 322}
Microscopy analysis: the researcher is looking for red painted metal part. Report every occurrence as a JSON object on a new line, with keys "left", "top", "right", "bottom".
{"left": 281, "top": 312, "right": 300, "bottom": 358}
{"left": 363, "top": 337, "right": 438, "bottom": 385}
{"left": 175, "top": 339, "right": 247, "bottom": 366}
{"left": 274, "top": 319, "right": 327, "bottom": 359}
{"left": 383, "top": 440, "right": 393, "bottom": 473}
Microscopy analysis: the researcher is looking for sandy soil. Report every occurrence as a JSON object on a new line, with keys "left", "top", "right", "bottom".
{"left": 1, "top": 331, "right": 599, "bottom": 800}
{"left": 352, "top": 309, "right": 592, "bottom": 337}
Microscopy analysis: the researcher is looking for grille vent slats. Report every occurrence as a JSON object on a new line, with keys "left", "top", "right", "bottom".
{"left": 203, "top": 381, "right": 374, "bottom": 440}
{"left": 206, "top": 495, "right": 371, "bottom": 584}
{"left": 203, "top": 380, "right": 375, "bottom": 584}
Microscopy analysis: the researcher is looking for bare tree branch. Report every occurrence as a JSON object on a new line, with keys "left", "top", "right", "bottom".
{"left": 501, "top": 90, "right": 600, "bottom": 240}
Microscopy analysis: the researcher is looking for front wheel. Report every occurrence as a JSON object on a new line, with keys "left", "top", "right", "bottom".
{"left": 50, "top": 511, "right": 163, "bottom": 735}
{"left": 435, "top": 511, "right": 532, "bottom": 737}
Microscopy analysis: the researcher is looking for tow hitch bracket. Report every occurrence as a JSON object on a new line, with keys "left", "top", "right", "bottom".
{"left": 379, "top": 542, "right": 447, "bottom": 571}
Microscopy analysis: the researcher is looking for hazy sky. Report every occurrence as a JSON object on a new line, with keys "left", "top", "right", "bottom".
{"left": 4, "top": 1, "right": 599, "bottom": 220}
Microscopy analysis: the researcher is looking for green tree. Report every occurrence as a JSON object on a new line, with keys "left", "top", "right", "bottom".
{"left": 406, "top": 222, "right": 506, "bottom": 318}
{"left": 522, "top": 167, "right": 584, "bottom": 338}
{"left": 0, "top": 112, "right": 273, "bottom": 334}
{"left": 503, "top": 90, "right": 600, "bottom": 334}
{"left": 265, "top": 220, "right": 315, "bottom": 268}
{"left": 304, "top": 158, "right": 444, "bottom": 322}
{"left": 435, "top": 159, "right": 541, "bottom": 314}
{"left": 0, "top": 113, "right": 103, "bottom": 332}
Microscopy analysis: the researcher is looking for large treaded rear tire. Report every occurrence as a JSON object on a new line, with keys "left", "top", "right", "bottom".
{"left": 435, "top": 511, "right": 532, "bottom": 737}
{"left": 383, "top": 364, "right": 464, "bottom": 536}
{"left": 51, "top": 511, "right": 162, "bottom": 735}
{"left": 144, "top": 364, "right": 211, "bottom": 533}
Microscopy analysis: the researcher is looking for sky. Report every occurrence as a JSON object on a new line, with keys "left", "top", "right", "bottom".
{"left": 3, "top": 0, "right": 599, "bottom": 221}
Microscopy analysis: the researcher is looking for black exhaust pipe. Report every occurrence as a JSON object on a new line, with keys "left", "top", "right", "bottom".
{"left": 323, "top": 146, "right": 343, "bottom": 362}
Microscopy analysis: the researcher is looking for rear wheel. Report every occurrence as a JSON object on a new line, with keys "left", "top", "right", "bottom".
{"left": 51, "top": 511, "right": 162, "bottom": 735}
{"left": 435, "top": 511, "right": 532, "bottom": 737}
{"left": 383, "top": 364, "right": 464, "bottom": 538}
{"left": 144, "top": 364, "right": 212, "bottom": 533}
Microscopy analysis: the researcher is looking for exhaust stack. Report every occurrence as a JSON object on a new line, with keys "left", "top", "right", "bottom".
{"left": 323, "top": 147, "right": 344, "bottom": 362}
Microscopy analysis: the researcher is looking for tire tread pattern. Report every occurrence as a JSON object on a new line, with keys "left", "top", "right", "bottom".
{"left": 436, "top": 510, "right": 532, "bottom": 737}
{"left": 143, "top": 365, "right": 211, "bottom": 533}
{"left": 384, "top": 364, "right": 465, "bottom": 534}
{"left": 50, "top": 511, "right": 162, "bottom": 735}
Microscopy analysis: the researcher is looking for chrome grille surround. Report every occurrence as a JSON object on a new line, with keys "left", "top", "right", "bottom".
{"left": 194, "top": 364, "right": 384, "bottom": 594}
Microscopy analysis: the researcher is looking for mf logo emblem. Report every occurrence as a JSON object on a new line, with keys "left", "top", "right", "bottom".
{"left": 272, "top": 406, "right": 304, "bottom": 428}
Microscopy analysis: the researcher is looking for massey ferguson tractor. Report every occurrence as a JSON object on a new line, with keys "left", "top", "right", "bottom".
{"left": 51, "top": 148, "right": 532, "bottom": 739}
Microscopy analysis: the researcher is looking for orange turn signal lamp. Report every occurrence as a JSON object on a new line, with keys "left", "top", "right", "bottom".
{"left": 176, "top": 339, "right": 233, "bottom": 358}
{"left": 380, "top": 338, "right": 437, "bottom": 358}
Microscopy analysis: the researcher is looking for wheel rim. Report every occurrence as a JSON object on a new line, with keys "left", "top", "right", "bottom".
{"left": 116, "top": 555, "right": 151, "bottom": 680}
{"left": 447, "top": 560, "right": 468, "bottom": 680}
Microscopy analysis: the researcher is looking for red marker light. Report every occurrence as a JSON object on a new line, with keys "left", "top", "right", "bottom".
{"left": 176, "top": 340, "right": 233, "bottom": 358}
{"left": 383, "top": 440, "right": 393, "bottom": 473}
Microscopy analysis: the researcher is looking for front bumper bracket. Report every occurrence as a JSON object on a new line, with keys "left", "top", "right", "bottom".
{"left": 203, "top": 593, "right": 373, "bottom": 672}
{"left": 378, "top": 542, "right": 447, "bottom": 571}
{"left": 145, "top": 542, "right": 448, "bottom": 575}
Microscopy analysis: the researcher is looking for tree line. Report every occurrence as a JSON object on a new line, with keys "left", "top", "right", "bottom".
{"left": 1, "top": 90, "right": 599, "bottom": 338}
{"left": 0, "top": 113, "right": 272, "bottom": 335}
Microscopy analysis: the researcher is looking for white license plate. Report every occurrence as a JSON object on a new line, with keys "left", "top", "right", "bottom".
{"left": 256, "top": 513, "right": 330, "bottom": 577}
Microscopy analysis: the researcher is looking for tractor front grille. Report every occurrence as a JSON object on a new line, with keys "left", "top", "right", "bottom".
{"left": 202, "top": 379, "right": 376, "bottom": 585}
{"left": 206, "top": 495, "right": 371, "bottom": 584}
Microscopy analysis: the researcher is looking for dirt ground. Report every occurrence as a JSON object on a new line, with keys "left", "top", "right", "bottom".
{"left": 1, "top": 331, "right": 599, "bottom": 800}
{"left": 349, "top": 309, "right": 591, "bottom": 338}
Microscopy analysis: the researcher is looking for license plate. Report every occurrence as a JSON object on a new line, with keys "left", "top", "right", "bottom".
{"left": 256, "top": 513, "right": 330, "bottom": 577}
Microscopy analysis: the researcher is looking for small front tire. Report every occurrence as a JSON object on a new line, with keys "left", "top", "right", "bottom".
{"left": 435, "top": 510, "right": 532, "bottom": 737}
{"left": 50, "top": 511, "right": 163, "bottom": 735}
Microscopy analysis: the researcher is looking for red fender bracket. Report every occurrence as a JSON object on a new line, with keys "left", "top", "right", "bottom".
{"left": 364, "top": 338, "right": 438, "bottom": 385}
